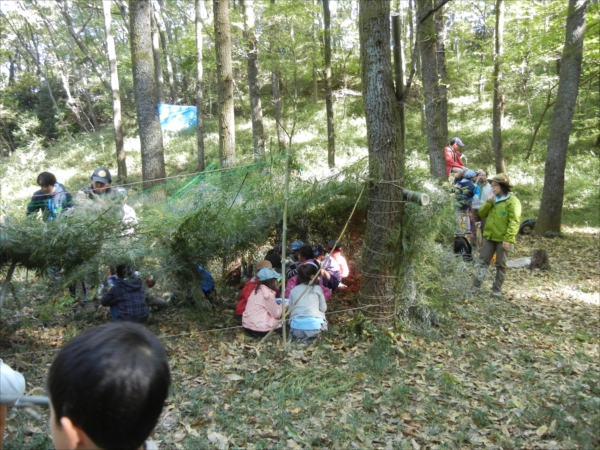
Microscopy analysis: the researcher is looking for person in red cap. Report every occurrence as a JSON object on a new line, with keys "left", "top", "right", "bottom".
{"left": 444, "top": 137, "right": 466, "bottom": 177}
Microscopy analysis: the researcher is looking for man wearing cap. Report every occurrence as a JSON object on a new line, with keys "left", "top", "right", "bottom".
{"left": 472, "top": 173, "right": 521, "bottom": 298}
{"left": 75, "top": 167, "right": 117, "bottom": 203}
{"left": 445, "top": 137, "right": 466, "bottom": 177}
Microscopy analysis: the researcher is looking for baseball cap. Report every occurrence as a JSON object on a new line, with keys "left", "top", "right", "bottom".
{"left": 291, "top": 240, "right": 304, "bottom": 251}
{"left": 91, "top": 167, "right": 112, "bottom": 184}
{"left": 313, "top": 244, "right": 324, "bottom": 257}
{"left": 464, "top": 170, "right": 478, "bottom": 179}
{"left": 256, "top": 267, "right": 281, "bottom": 282}
{"left": 450, "top": 137, "right": 465, "bottom": 147}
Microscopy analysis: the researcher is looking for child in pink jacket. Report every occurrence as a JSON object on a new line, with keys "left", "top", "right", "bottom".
{"left": 242, "top": 268, "right": 282, "bottom": 337}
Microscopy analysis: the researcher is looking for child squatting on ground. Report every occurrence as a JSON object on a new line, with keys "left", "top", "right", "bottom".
{"left": 47, "top": 322, "right": 171, "bottom": 450}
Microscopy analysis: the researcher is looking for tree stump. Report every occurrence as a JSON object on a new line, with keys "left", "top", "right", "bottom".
{"left": 530, "top": 249, "right": 550, "bottom": 270}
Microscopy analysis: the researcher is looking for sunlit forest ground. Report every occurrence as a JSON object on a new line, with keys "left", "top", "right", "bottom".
{"left": 1, "top": 97, "right": 599, "bottom": 449}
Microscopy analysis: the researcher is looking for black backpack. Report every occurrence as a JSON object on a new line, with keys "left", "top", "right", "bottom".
{"left": 454, "top": 235, "right": 472, "bottom": 261}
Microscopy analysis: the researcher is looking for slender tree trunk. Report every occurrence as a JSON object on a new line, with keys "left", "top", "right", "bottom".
{"left": 492, "top": 0, "right": 506, "bottom": 173}
{"left": 322, "top": 0, "right": 335, "bottom": 168}
{"left": 151, "top": 12, "right": 165, "bottom": 104}
{"left": 417, "top": 0, "right": 445, "bottom": 179}
{"left": 43, "top": 72, "right": 74, "bottom": 141}
{"left": 60, "top": 0, "right": 111, "bottom": 91}
{"left": 103, "top": 1, "right": 127, "bottom": 182}
{"left": 196, "top": 0, "right": 206, "bottom": 172}
{"left": 153, "top": 1, "right": 177, "bottom": 103}
{"left": 242, "top": 0, "right": 265, "bottom": 160}
{"left": 59, "top": 70, "right": 88, "bottom": 132}
{"left": 272, "top": 70, "right": 286, "bottom": 150}
{"left": 312, "top": 0, "right": 319, "bottom": 104}
{"left": 213, "top": 0, "right": 235, "bottom": 167}
{"left": 358, "top": 0, "right": 404, "bottom": 322}
{"left": 435, "top": 8, "right": 448, "bottom": 145}
{"left": 392, "top": 13, "right": 405, "bottom": 149}
{"left": 78, "top": 62, "right": 100, "bottom": 131}
{"left": 536, "top": 0, "right": 589, "bottom": 235}
{"left": 129, "top": 0, "right": 166, "bottom": 189}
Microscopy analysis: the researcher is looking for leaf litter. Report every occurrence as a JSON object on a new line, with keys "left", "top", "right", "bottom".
{"left": 0, "top": 231, "right": 598, "bottom": 449}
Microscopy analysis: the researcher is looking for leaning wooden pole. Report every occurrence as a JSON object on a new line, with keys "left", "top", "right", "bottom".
{"left": 280, "top": 141, "right": 291, "bottom": 348}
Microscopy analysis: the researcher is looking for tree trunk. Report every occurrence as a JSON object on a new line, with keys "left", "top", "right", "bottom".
{"left": 358, "top": 0, "right": 404, "bottom": 322}
{"left": 151, "top": 12, "right": 165, "bottom": 104}
{"left": 213, "top": 0, "right": 236, "bottom": 167}
{"left": 417, "top": 0, "right": 445, "bottom": 179}
{"left": 196, "top": 0, "right": 206, "bottom": 172}
{"left": 536, "top": 0, "right": 589, "bottom": 235}
{"left": 242, "top": 0, "right": 265, "bottom": 161}
{"left": 103, "top": 1, "right": 127, "bottom": 182}
{"left": 312, "top": 0, "right": 319, "bottom": 104}
{"left": 492, "top": 0, "right": 506, "bottom": 173}
{"left": 59, "top": 70, "right": 89, "bottom": 132}
{"left": 44, "top": 73, "right": 74, "bottom": 141}
{"left": 323, "top": 0, "right": 335, "bottom": 168}
{"left": 435, "top": 8, "right": 448, "bottom": 145}
{"left": 391, "top": 13, "right": 405, "bottom": 149}
{"left": 153, "top": 1, "right": 177, "bottom": 103}
{"left": 129, "top": 0, "right": 166, "bottom": 189}
{"left": 272, "top": 69, "right": 286, "bottom": 150}
{"left": 78, "top": 62, "right": 100, "bottom": 132}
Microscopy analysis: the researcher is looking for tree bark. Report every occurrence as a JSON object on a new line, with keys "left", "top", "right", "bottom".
{"left": 492, "top": 0, "right": 506, "bottom": 173}
{"left": 358, "top": 0, "right": 404, "bottom": 322}
{"left": 417, "top": 0, "right": 445, "bottom": 179}
{"left": 242, "top": 0, "right": 265, "bottom": 160}
{"left": 213, "top": 0, "right": 235, "bottom": 167}
{"left": 196, "top": 0, "right": 206, "bottom": 172}
{"left": 103, "top": 0, "right": 127, "bottom": 182}
{"left": 536, "top": 0, "right": 589, "bottom": 235}
{"left": 322, "top": 0, "right": 335, "bottom": 168}
{"left": 151, "top": 12, "right": 165, "bottom": 104}
{"left": 435, "top": 8, "right": 448, "bottom": 145}
{"left": 129, "top": 0, "right": 166, "bottom": 189}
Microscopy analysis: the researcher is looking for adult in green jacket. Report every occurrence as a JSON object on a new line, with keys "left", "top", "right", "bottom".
{"left": 472, "top": 173, "right": 521, "bottom": 297}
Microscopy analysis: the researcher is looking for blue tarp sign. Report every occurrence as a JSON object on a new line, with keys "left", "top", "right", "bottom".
{"left": 158, "top": 104, "right": 197, "bottom": 132}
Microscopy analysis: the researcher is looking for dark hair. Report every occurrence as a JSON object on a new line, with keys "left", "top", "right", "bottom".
{"left": 499, "top": 183, "right": 510, "bottom": 195}
{"left": 297, "top": 263, "right": 319, "bottom": 285}
{"left": 37, "top": 172, "right": 57, "bottom": 187}
{"left": 254, "top": 278, "right": 278, "bottom": 294}
{"left": 312, "top": 244, "right": 324, "bottom": 258}
{"left": 298, "top": 245, "right": 314, "bottom": 261}
{"left": 47, "top": 322, "right": 170, "bottom": 450}
{"left": 116, "top": 264, "right": 135, "bottom": 279}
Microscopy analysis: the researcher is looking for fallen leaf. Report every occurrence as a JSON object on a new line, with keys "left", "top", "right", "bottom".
{"left": 226, "top": 373, "right": 244, "bottom": 381}
{"left": 536, "top": 425, "right": 548, "bottom": 437}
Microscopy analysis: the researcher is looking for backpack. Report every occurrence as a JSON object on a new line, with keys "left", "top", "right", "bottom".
{"left": 454, "top": 235, "right": 473, "bottom": 261}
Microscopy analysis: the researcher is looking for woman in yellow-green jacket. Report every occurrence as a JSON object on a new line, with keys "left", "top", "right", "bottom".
{"left": 472, "top": 173, "right": 521, "bottom": 298}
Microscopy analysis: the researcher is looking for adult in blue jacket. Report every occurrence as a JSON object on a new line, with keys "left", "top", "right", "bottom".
{"left": 26, "top": 172, "right": 73, "bottom": 221}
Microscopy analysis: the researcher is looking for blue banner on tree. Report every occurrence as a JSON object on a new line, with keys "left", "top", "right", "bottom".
{"left": 158, "top": 104, "right": 197, "bottom": 132}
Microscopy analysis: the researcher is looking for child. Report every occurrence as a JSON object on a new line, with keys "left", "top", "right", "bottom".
{"left": 101, "top": 264, "right": 150, "bottom": 323}
{"left": 288, "top": 263, "right": 327, "bottom": 343}
{"left": 285, "top": 246, "right": 332, "bottom": 301}
{"left": 235, "top": 260, "right": 273, "bottom": 320}
{"left": 1, "top": 360, "right": 26, "bottom": 450}
{"left": 47, "top": 322, "right": 170, "bottom": 450}
{"left": 327, "top": 239, "right": 349, "bottom": 281}
{"left": 313, "top": 244, "right": 341, "bottom": 291}
{"left": 242, "top": 267, "right": 282, "bottom": 337}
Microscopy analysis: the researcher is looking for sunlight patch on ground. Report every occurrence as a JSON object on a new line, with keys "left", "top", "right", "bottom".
{"left": 562, "top": 225, "right": 600, "bottom": 235}
{"left": 124, "top": 136, "right": 141, "bottom": 152}
{"left": 561, "top": 286, "right": 599, "bottom": 305}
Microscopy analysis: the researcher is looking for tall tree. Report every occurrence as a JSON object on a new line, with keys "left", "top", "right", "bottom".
{"left": 153, "top": 1, "right": 177, "bottom": 103}
{"left": 322, "top": 0, "right": 335, "bottom": 168}
{"left": 151, "top": 12, "right": 165, "bottom": 104}
{"left": 536, "top": 0, "right": 590, "bottom": 235}
{"left": 213, "top": 0, "right": 235, "bottom": 167}
{"left": 242, "top": 0, "right": 265, "bottom": 160}
{"left": 358, "top": 0, "right": 404, "bottom": 322}
{"left": 434, "top": 7, "right": 448, "bottom": 145}
{"left": 417, "top": 0, "right": 445, "bottom": 179}
{"left": 103, "top": 1, "right": 127, "bottom": 182}
{"left": 195, "top": 0, "right": 206, "bottom": 172}
{"left": 129, "top": 0, "right": 166, "bottom": 189}
{"left": 492, "top": 0, "right": 506, "bottom": 173}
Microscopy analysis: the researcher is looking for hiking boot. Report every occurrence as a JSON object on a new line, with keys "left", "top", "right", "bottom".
{"left": 491, "top": 289, "right": 502, "bottom": 298}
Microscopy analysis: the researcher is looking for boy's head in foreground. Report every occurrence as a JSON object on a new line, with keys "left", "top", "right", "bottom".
{"left": 47, "top": 322, "right": 171, "bottom": 450}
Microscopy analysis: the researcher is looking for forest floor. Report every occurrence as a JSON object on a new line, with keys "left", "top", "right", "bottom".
{"left": 1, "top": 229, "right": 599, "bottom": 449}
